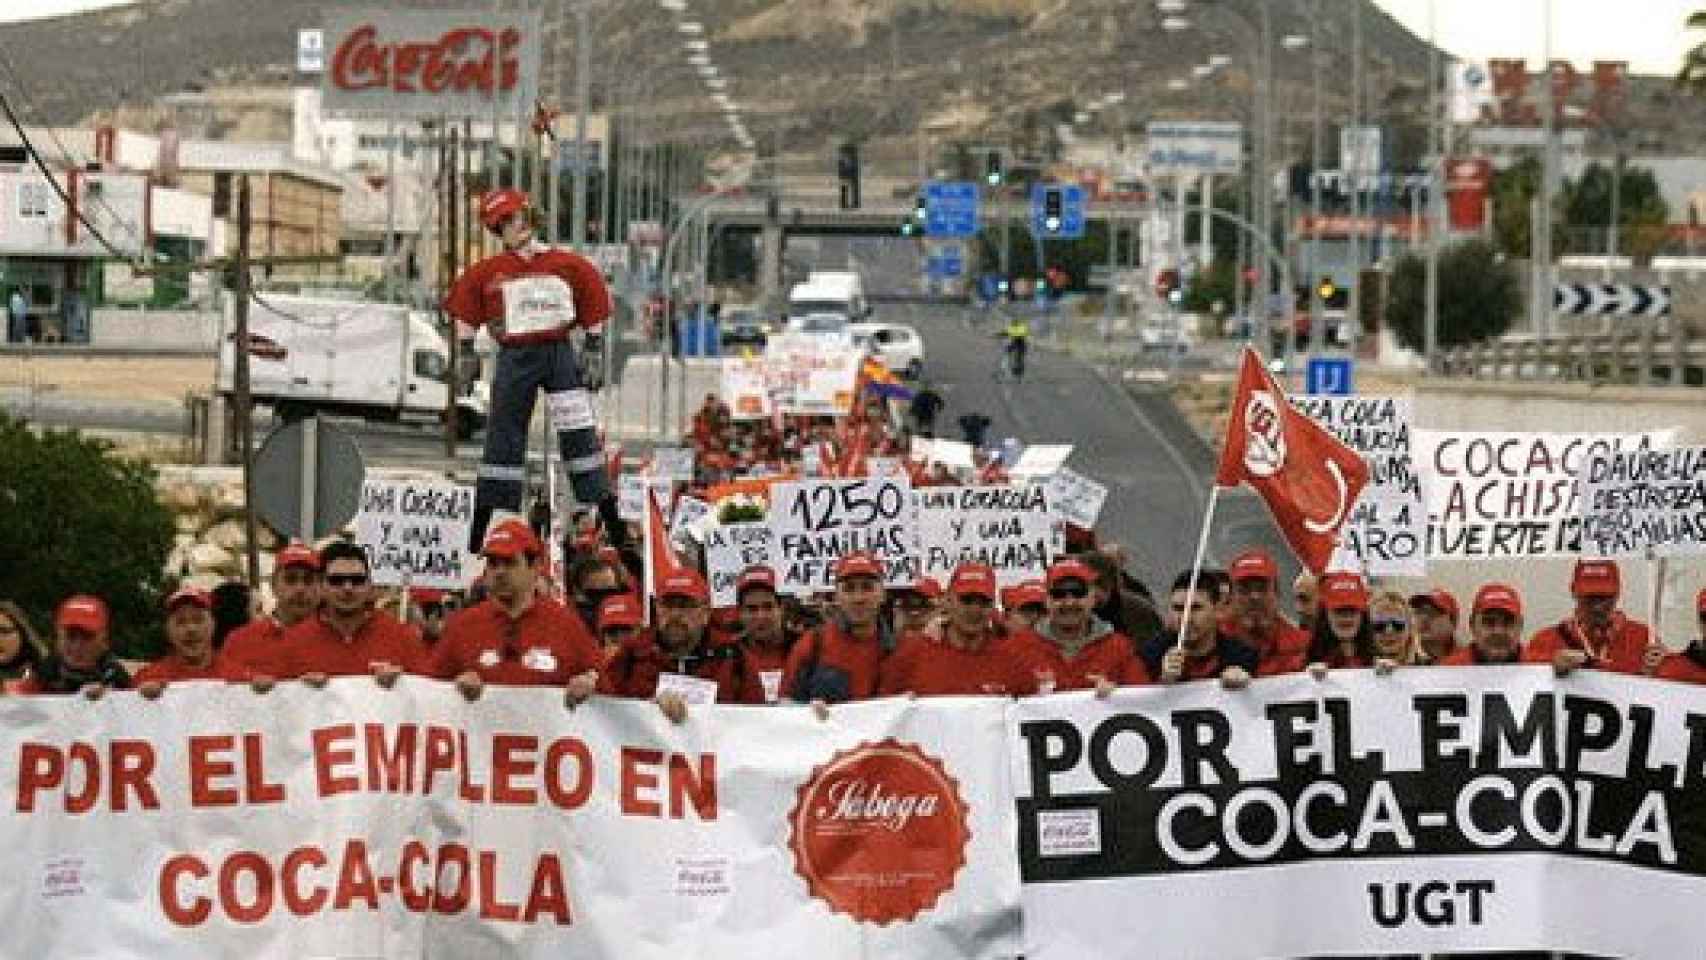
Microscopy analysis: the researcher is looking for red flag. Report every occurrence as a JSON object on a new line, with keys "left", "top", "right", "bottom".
{"left": 1215, "top": 349, "right": 1369, "bottom": 573}
{"left": 643, "top": 485, "right": 683, "bottom": 616}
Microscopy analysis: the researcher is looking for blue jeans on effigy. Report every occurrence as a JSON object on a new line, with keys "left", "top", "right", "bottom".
{"left": 470, "top": 338, "right": 609, "bottom": 550}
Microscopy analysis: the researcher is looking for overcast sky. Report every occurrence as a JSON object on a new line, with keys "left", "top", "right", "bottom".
{"left": 1, "top": 0, "right": 1698, "bottom": 76}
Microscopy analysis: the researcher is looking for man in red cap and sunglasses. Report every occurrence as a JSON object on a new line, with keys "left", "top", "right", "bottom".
{"left": 444, "top": 187, "right": 624, "bottom": 556}
{"left": 878, "top": 562, "right": 1039, "bottom": 697}
{"left": 1014, "top": 558, "right": 1149, "bottom": 693}
{"left": 431, "top": 519, "right": 602, "bottom": 705}
{"left": 1526, "top": 558, "right": 1654, "bottom": 676}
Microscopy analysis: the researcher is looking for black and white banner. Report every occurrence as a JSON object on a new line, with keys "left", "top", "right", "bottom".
{"left": 1013, "top": 668, "right": 1706, "bottom": 960}
{"left": 1581, "top": 444, "right": 1706, "bottom": 559}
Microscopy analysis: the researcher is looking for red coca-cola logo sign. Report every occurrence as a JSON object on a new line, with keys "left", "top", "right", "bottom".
{"left": 788, "top": 739, "right": 969, "bottom": 925}
{"left": 330, "top": 24, "right": 522, "bottom": 95}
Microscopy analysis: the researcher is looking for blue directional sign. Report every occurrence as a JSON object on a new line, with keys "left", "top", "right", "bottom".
{"left": 1305, "top": 357, "right": 1355, "bottom": 395}
{"left": 923, "top": 181, "right": 980, "bottom": 238}
{"left": 925, "top": 249, "right": 965, "bottom": 279}
{"left": 1030, "top": 183, "right": 1086, "bottom": 238}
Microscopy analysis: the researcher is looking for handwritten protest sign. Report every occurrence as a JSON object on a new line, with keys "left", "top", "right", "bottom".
{"left": 766, "top": 332, "right": 859, "bottom": 416}
{"left": 1292, "top": 395, "right": 1424, "bottom": 576}
{"left": 1009, "top": 445, "right": 1073, "bottom": 480}
{"left": 1580, "top": 445, "right": 1706, "bottom": 558}
{"left": 914, "top": 485, "right": 1062, "bottom": 587}
{"left": 619, "top": 473, "right": 674, "bottom": 522}
{"left": 703, "top": 521, "right": 780, "bottom": 606}
{"left": 653, "top": 447, "right": 696, "bottom": 486}
{"left": 670, "top": 496, "right": 713, "bottom": 546}
{"left": 720, "top": 355, "right": 772, "bottom": 420}
{"left": 1043, "top": 467, "right": 1109, "bottom": 530}
{"left": 354, "top": 478, "right": 475, "bottom": 589}
{"left": 768, "top": 476, "right": 919, "bottom": 594}
{"left": 1415, "top": 429, "right": 1672, "bottom": 559}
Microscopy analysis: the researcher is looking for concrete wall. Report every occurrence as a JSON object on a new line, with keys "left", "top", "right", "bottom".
{"left": 91, "top": 308, "right": 220, "bottom": 352}
{"left": 1411, "top": 378, "right": 1706, "bottom": 648}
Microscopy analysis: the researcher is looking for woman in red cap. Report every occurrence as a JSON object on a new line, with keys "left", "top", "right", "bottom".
{"left": 444, "top": 187, "right": 624, "bottom": 555}
{"left": 1305, "top": 572, "right": 1376, "bottom": 673}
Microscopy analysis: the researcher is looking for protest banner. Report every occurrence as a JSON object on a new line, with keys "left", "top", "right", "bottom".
{"left": 915, "top": 485, "right": 1061, "bottom": 587}
{"left": 1008, "top": 445, "right": 1073, "bottom": 480}
{"left": 1013, "top": 667, "right": 1706, "bottom": 960}
{"left": 0, "top": 683, "right": 1020, "bottom": 959}
{"left": 653, "top": 447, "right": 696, "bottom": 486}
{"left": 719, "top": 355, "right": 772, "bottom": 420}
{"left": 913, "top": 437, "right": 975, "bottom": 472}
{"left": 765, "top": 332, "right": 859, "bottom": 417}
{"left": 1292, "top": 395, "right": 1424, "bottom": 576}
{"left": 1042, "top": 467, "right": 1108, "bottom": 530}
{"left": 703, "top": 521, "right": 779, "bottom": 607}
{"left": 618, "top": 474, "right": 674, "bottom": 523}
{"left": 670, "top": 495, "right": 714, "bottom": 547}
{"left": 1581, "top": 444, "right": 1706, "bottom": 558}
{"left": 768, "top": 476, "right": 920, "bottom": 594}
{"left": 353, "top": 477, "right": 475, "bottom": 589}
{"left": 1415, "top": 429, "right": 1672, "bottom": 559}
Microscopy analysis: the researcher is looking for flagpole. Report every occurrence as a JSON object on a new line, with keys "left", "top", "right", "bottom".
{"left": 1174, "top": 486, "right": 1224, "bottom": 650}
{"left": 642, "top": 482, "right": 655, "bottom": 627}
{"left": 1648, "top": 551, "right": 1667, "bottom": 661}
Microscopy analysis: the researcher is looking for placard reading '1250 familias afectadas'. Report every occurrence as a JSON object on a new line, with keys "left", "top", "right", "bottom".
{"left": 767, "top": 476, "right": 919, "bottom": 594}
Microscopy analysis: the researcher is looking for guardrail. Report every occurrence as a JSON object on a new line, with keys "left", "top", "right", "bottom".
{"left": 1437, "top": 328, "right": 1706, "bottom": 388}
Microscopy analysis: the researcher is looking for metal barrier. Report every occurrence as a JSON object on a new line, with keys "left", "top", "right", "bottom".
{"left": 1437, "top": 328, "right": 1706, "bottom": 388}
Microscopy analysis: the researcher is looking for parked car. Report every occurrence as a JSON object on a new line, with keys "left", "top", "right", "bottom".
{"left": 719, "top": 305, "right": 769, "bottom": 349}
{"left": 849, "top": 321, "right": 925, "bottom": 379}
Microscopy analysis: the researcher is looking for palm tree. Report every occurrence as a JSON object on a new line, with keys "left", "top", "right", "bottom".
{"left": 1676, "top": 11, "right": 1706, "bottom": 94}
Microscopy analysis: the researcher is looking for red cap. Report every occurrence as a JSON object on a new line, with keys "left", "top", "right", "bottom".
{"left": 479, "top": 188, "right": 530, "bottom": 230}
{"left": 275, "top": 541, "right": 320, "bottom": 571}
{"left": 1005, "top": 581, "right": 1047, "bottom": 610}
{"left": 736, "top": 565, "right": 778, "bottom": 598}
{"left": 56, "top": 595, "right": 109, "bottom": 633}
{"left": 1318, "top": 572, "right": 1369, "bottom": 612}
{"left": 164, "top": 587, "right": 212, "bottom": 612}
{"left": 1409, "top": 588, "right": 1460, "bottom": 623}
{"left": 1472, "top": 583, "right": 1524, "bottom": 618}
{"left": 1228, "top": 549, "right": 1277, "bottom": 583}
{"left": 1571, "top": 559, "right": 1621, "bottom": 599}
{"left": 1045, "top": 558, "right": 1096, "bottom": 589}
{"left": 949, "top": 563, "right": 997, "bottom": 600}
{"left": 598, "top": 594, "right": 643, "bottom": 629}
{"left": 482, "top": 519, "right": 541, "bottom": 560}
{"left": 913, "top": 576, "right": 943, "bottom": 600}
{"left": 833, "top": 552, "right": 884, "bottom": 582}
{"left": 658, "top": 569, "right": 710, "bottom": 603}
{"left": 409, "top": 587, "right": 447, "bottom": 605}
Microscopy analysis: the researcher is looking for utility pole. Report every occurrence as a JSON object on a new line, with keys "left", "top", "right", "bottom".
{"left": 1308, "top": 0, "right": 1324, "bottom": 366}
{"left": 234, "top": 177, "right": 261, "bottom": 587}
{"left": 1424, "top": 0, "right": 1441, "bottom": 373}
{"left": 1346, "top": 0, "right": 1362, "bottom": 356}
{"left": 1536, "top": 0, "right": 1557, "bottom": 337}
{"left": 444, "top": 125, "right": 463, "bottom": 458}
{"left": 571, "top": 0, "right": 592, "bottom": 247}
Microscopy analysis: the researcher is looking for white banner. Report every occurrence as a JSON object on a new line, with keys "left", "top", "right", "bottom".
{"left": 1043, "top": 467, "right": 1108, "bottom": 530}
{"left": 1415, "top": 429, "right": 1671, "bottom": 559}
{"left": 1293, "top": 395, "right": 1425, "bottom": 576}
{"left": 618, "top": 474, "right": 674, "bottom": 524}
{"left": 765, "top": 333, "right": 859, "bottom": 417}
{"left": 1013, "top": 667, "right": 1706, "bottom": 960}
{"left": 768, "top": 477, "right": 920, "bottom": 594}
{"left": 353, "top": 477, "right": 475, "bottom": 589}
{"left": 0, "top": 683, "right": 1020, "bottom": 958}
{"left": 1581, "top": 445, "right": 1706, "bottom": 558}
{"left": 1008, "top": 445, "right": 1073, "bottom": 480}
{"left": 720, "top": 356, "right": 772, "bottom": 421}
{"left": 703, "top": 521, "right": 779, "bottom": 607}
{"left": 915, "top": 486, "right": 1061, "bottom": 588}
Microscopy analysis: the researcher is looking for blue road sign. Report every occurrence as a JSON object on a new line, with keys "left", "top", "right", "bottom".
{"left": 1305, "top": 357, "right": 1354, "bottom": 395}
{"left": 1030, "top": 184, "right": 1086, "bottom": 238}
{"left": 923, "top": 181, "right": 980, "bottom": 238}
{"left": 925, "top": 250, "right": 965, "bottom": 279}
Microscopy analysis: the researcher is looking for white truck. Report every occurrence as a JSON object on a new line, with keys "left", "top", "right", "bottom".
{"left": 215, "top": 294, "right": 489, "bottom": 439}
{"left": 787, "top": 271, "right": 871, "bottom": 322}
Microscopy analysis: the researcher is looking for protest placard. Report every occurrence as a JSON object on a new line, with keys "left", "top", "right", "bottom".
{"left": 720, "top": 355, "right": 772, "bottom": 420}
{"left": 703, "top": 521, "right": 780, "bottom": 607}
{"left": 1580, "top": 444, "right": 1706, "bottom": 558}
{"left": 1043, "top": 467, "right": 1108, "bottom": 530}
{"left": 353, "top": 477, "right": 475, "bottom": 589}
{"left": 766, "top": 332, "right": 859, "bottom": 417}
{"left": 768, "top": 476, "right": 919, "bottom": 594}
{"left": 1009, "top": 445, "right": 1073, "bottom": 480}
{"left": 1291, "top": 395, "right": 1424, "bottom": 576}
{"left": 619, "top": 473, "right": 675, "bottom": 523}
{"left": 914, "top": 437, "right": 975, "bottom": 471}
{"left": 1415, "top": 429, "right": 1672, "bottom": 559}
{"left": 915, "top": 485, "right": 1062, "bottom": 587}
{"left": 653, "top": 447, "right": 696, "bottom": 486}
{"left": 670, "top": 496, "right": 713, "bottom": 547}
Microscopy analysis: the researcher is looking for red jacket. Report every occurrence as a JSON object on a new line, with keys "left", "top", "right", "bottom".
{"left": 443, "top": 246, "right": 611, "bottom": 346}
{"left": 242, "top": 611, "right": 428, "bottom": 680}
{"left": 219, "top": 616, "right": 292, "bottom": 674}
{"left": 877, "top": 631, "right": 1040, "bottom": 698}
{"left": 1657, "top": 649, "right": 1706, "bottom": 684}
{"left": 430, "top": 597, "right": 602, "bottom": 687}
{"left": 1011, "top": 626, "right": 1150, "bottom": 691}
{"left": 1524, "top": 614, "right": 1651, "bottom": 675}
{"left": 1225, "top": 616, "right": 1310, "bottom": 677}
{"left": 781, "top": 619, "right": 892, "bottom": 704}
{"left": 599, "top": 633, "right": 761, "bottom": 705}
{"left": 134, "top": 654, "right": 241, "bottom": 685}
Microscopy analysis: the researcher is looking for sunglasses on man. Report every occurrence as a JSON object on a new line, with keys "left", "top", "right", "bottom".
{"left": 326, "top": 573, "right": 370, "bottom": 588}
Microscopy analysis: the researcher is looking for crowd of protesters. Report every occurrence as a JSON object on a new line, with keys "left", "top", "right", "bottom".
{"left": 4, "top": 385, "right": 1706, "bottom": 713}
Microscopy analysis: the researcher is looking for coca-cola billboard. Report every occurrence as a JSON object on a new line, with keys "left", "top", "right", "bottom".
{"left": 320, "top": 9, "right": 542, "bottom": 120}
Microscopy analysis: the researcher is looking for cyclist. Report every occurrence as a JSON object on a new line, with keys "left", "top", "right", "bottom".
{"left": 1003, "top": 313, "right": 1030, "bottom": 381}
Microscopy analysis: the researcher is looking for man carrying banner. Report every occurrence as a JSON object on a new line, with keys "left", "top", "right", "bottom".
{"left": 135, "top": 588, "right": 236, "bottom": 696}
{"left": 430, "top": 520, "right": 601, "bottom": 704}
{"left": 1656, "top": 587, "right": 1706, "bottom": 683}
{"left": 783, "top": 553, "right": 896, "bottom": 704}
{"left": 1014, "top": 558, "right": 1149, "bottom": 693}
{"left": 601, "top": 569, "right": 758, "bottom": 718}
{"left": 734, "top": 566, "right": 794, "bottom": 704}
{"left": 244, "top": 542, "right": 427, "bottom": 687}
{"left": 1144, "top": 572, "right": 1256, "bottom": 686}
{"left": 1221, "top": 549, "right": 1308, "bottom": 676}
{"left": 1408, "top": 587, "right": 1461, "bottom": 663}
{"left": 878, "top": 563, "right": 1039, "bottom": 697}
{"left": 443, "top": 188, "right": 625, "bottom": 555}
{"left": 221, "top": 541, "right": 320, "bottom": 667}
{"left": 1526, "top": 559, "right": 1654, "bottom": 676}
{"left": 17, "top": 595, "right": 132, "bottom": 697}
{"left": 1440, "top": 583, "right": 1527, "bottom": 666}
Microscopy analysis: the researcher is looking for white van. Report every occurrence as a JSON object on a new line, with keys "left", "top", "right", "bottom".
{"left": 787, "top": 271, "right": 871, "bottom": 321}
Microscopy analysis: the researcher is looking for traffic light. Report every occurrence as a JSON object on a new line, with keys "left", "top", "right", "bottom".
{"left": 902, "top": 199, "right": 924, "bottom": 236}
{"left": 1042, "top": 186, "right": 1064, "bottom": 234}
{"left": 1317, "top": 277, "right": 1338, "bottom": 302}
{"left": 837, "top": 142, "right": 861, "bottom": 210}
{"left": 984, "top": 150, "right": 1003, "bottom": 186}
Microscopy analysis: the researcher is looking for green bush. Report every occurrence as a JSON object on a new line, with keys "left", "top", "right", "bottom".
{"left": 1385, "top": 238, "right": 1522, "bottom": 352}
{"left": 0, "top": 412, "right": 174, "bottom": 659}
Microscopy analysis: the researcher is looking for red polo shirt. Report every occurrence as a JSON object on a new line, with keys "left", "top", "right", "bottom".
{"left": 1012, "top": 628, "right": 1151, "bottom": 691}
{"left": 246, "top": 611, "right": 428, "bottom": 680}
{"left": 219, "top": 616, "right": 291, "bottom": 672}
{"left": 429, "top": 597, "right": 601, "bottom": 686}
{"left": 1225, "top": 616, "right": 1310, "bottom": 676}
{"left": 134, "top": 655, "right": 240, "bottom": 685}
{"left": 877, "top": 631, "right": 1040, "bottom": 697}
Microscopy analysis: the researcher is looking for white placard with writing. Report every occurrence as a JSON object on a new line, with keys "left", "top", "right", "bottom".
{"left": 768, "top": 477, "right": 920, "bottom": 595}
{"left": 914, "top": 485, "right": 1061, "bottom": 588}
{"left": 353, "top": 478, "right": 475, "bottom": 589}
{"left": 703, "top": 522, "right": 780, "bottom": 608}
{"left": 1292, "top": 395, "right": 1424, "bottom": 577}
{"left": 1580, "top": 445, "right": 1706, "bottom": 558}
{"left": 1043, "top": 467, "right": 1109, "bottom": 530}
{"left": 619, "top": 473, "right": 675, "bottom": 523}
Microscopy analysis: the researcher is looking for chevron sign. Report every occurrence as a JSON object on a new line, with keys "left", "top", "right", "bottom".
{"left": 1553, "top": 283, "right": 1672, "bottom": 317}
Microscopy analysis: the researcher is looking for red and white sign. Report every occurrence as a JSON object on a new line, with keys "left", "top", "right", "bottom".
{"left": 1446, "top": 156, "right": 1494, "bottom": 232}
{"left": 320, "top": 9, "right": 542, "bottom": 119}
